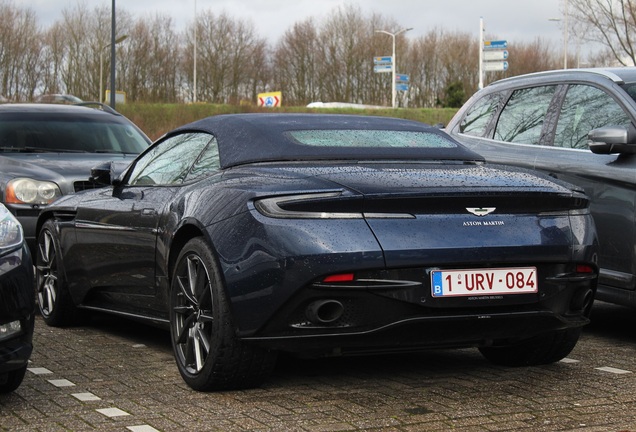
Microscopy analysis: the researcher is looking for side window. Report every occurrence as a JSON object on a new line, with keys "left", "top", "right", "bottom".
{"left": 128, "top": 132, "right": 212, "bottom": 186}
{"left": 554, "top": 85, "right": 632, "bottom": 149}
{"left": 494, "top": 86, "right": 557, "bottom": 144}
{"left": 458, "top": 93, "right": 501, "bottom": 137}
{"left": 184, "top": 136, "right": 221, "bottom": 182}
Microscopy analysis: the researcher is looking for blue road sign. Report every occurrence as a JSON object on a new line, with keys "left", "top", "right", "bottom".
{"left": 396, "top": 83, "right": 409, "bottom": 91}
{"left": 374, "top": 56, "right": 393, "bottom": 64}
{"left": 395, "top": 74, "right": 409, "bottom": 82}
{"left": 484, "top": 40, "right": 508, "bottom": 50}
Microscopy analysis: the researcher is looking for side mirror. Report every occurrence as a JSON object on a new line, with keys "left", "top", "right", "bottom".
{"left": 588, "top": 125, "right": 636, "bottom": 154}
{"left": 90, "top": 161, "right": 115, "bottom": 185}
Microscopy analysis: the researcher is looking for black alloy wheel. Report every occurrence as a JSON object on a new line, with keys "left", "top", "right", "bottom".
{"left": 170, "top": 237, "right": 276, "bottom": 391}
{"left": 36, "top": 219, "right": 82, "bottom": 327}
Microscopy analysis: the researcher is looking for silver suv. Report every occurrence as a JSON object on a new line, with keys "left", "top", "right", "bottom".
{"left": 446, "top": 67, "right": 636, "bottom": 308}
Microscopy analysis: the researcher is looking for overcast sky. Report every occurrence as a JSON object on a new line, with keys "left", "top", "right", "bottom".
{"left": 28, "top": 0, "right": 567, "bottom": 48}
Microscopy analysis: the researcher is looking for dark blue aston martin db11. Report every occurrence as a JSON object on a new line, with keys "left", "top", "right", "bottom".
{"left": 35, "top": 114, "right": 598, "bottom": 391}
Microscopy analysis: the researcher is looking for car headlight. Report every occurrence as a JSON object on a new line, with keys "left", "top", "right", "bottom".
{"left": 0, "top": 204, "right": 23, "bottom": 251}
{"left": 0, "top": 204, "right": 24, "bottom": 252}
{"left": 5, "top": 178, "right": 61, "bottom": 205}
{"left": 0, "top": 320, "right": 22, "bottom": 341}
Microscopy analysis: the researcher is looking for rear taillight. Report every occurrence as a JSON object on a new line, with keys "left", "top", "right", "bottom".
{"left": 576, "top": 264, "right": 595, "bottom": 273}
{"left": 254, "top": 192, "right": 363, "bottom": 219}
{"left": 254, "top": 192, "right": 414, "bottom": 219}
{"left": 322, "top": 273, "right": 355, "bottom": 283}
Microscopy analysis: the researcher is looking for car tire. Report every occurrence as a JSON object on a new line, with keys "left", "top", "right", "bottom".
{"left": 169, "top": 237, "right": 277, "bottom": 391}
{"left": 478, "top": 327, "right": 582, "bottom": 366}
{"left": 36, "top": 219, "right": 85, "bottom": 327}
{"left": 0, "top": 365, "right": 27, "bottom": 394}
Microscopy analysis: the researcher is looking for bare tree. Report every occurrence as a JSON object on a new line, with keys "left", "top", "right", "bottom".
{"left": 59, "top": 3, "right": 96, "bottom": 98}
{"left": 405, "top": 31, "right": 443, "bottom": 108}
{"left": 50, "top": 3, "right": 132, "bottom": 100}
{"left": 0, "top": 1, "right": 43, "bottom": 100}
{"left": 570, "top": 0, "right": 636, "bottom": 66}
{"left": 506, "top": 38, "right": 563, "bottom": 75}
{"left": 317, "top": 5, "right": 383, "bottom": 105}
{"left": 183, "top": 11, "right": 267, "bottom": 104}
{"left": 272, "top": 19, "right": 320, "bottom": 106}
{"left": 403, "top": 30, "right": 477, "bottom": 108}
{"left": 273, "top": 7, "right": 397, "bottom": 106}
{"left": 40, "top": 23, "right": 67, "bottom": 96}
{"left": 119, "top": 14, "right": 181, "bottom": 102}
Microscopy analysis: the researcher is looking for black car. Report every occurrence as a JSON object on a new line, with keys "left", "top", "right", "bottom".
{"left": 0, "top": 103, "right": 151, "bottom": 252}
{"left": 0, "top": 203, "right": 34, "bottom": 393}
{"left": 446, "top": 67, "right": 636, "bottom": 309}
{"left": 35, "top": 114, "right": 597, "bottom": 391}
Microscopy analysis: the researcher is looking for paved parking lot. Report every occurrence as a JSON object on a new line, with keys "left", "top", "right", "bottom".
{"left": 2, "top": 301, "right": 636, "bottom": 431}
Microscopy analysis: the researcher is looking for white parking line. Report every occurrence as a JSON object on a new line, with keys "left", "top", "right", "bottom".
{"left": 96, "top": 407, "right": 130, "bottom": 418}
{"left": 596, "top": 366, "right": 632, "bottom": 374}
{"left": 127, "top": 426, "right": 160, "bottom": 432}
{"left": 560, "top": 358, "right": 580, "bottom": 364}
{"left": 72, "top": 392, "right": 101, "bottom": 401}
{"left": 28, "top": 367, "right": 53, "bottom": 375}
{"left": 47, "top": 379, "right": 75, "bottom": 387}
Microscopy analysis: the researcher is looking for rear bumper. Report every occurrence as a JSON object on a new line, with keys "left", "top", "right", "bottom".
{"left": 244, "top": 263, "right": 597, "bottom": 356}
{"left": 244, "top": 309, "right": 589, "bottom": 356}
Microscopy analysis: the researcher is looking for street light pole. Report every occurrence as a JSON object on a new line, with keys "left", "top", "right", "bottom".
{"left": 375, "top": 27, "right": 413, "bottom": 109}
{"left": 100, "top": 35, "right": 128, "bottom": 103}
{"left": 564, "top": 0, "right": 569, "bottom": 69}
{"left": 193, "top": 0, "right": 197, "bottom": 103}
{"left": 549, "top": 0, "right": 569, "bottom": 69}
{"left": 110, "top": 0, "right": 117, "bottom": 108}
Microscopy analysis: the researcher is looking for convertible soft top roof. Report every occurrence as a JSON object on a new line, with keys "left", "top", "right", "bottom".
{"left": 170, "top": 113, "right": 485, "bottom": 169}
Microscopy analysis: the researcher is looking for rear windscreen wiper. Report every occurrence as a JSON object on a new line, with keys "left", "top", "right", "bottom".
{"left": 0, "top": 146, "right": 90, "bottom": 153}
{"left": 0, "top": 146, "right": 54, "bottom": 153}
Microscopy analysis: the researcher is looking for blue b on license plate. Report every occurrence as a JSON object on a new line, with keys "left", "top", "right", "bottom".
{"left": 431, "top": 267, "right": 538, "bottom": 297}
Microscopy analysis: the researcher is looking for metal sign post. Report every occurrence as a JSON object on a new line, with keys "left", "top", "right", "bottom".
{"left": 480, "top": 17, "right": 510, "bottom": 88}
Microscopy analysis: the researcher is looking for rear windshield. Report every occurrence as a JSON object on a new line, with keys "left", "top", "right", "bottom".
{"left": 286, "top": 130, "right": 457, "bottom": 149}
{"left": 0, "top": 119, "right": 149, "bottom": 154}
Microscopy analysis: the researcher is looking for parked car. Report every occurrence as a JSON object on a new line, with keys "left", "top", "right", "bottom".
{"left": 446, "top": 67, "right": 636, "bottom": 310}
{"left": 0, "top": 203, "right": 34, "bottom": 393}
{"left": 35, "top": 94, "right": 83, "bottom": 104}
{"left": 35, "top": 114, "right": 597, "bottom": 391}
{"left": 0, "top": 103, "right": 151, "bottom": 253}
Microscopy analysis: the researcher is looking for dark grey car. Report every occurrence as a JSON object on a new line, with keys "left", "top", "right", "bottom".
{"left": 446, "top": 67, "right": 636, "bottom": 308}
{"left": 0, "top": 103, "right": 151, "bottom": 252}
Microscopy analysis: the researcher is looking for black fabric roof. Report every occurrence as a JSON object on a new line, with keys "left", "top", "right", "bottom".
{"left": 169, "top": 113, "right": 484, "bottom": 169}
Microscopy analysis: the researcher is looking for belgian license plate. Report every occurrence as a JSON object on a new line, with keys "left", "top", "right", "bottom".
{"left": 431, "top": 267, "right": 538, "bottom": 297}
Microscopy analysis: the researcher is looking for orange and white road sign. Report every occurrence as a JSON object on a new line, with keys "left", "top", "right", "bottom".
{"left": 258, "top": 91, "right": 281, "bottom": 108}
